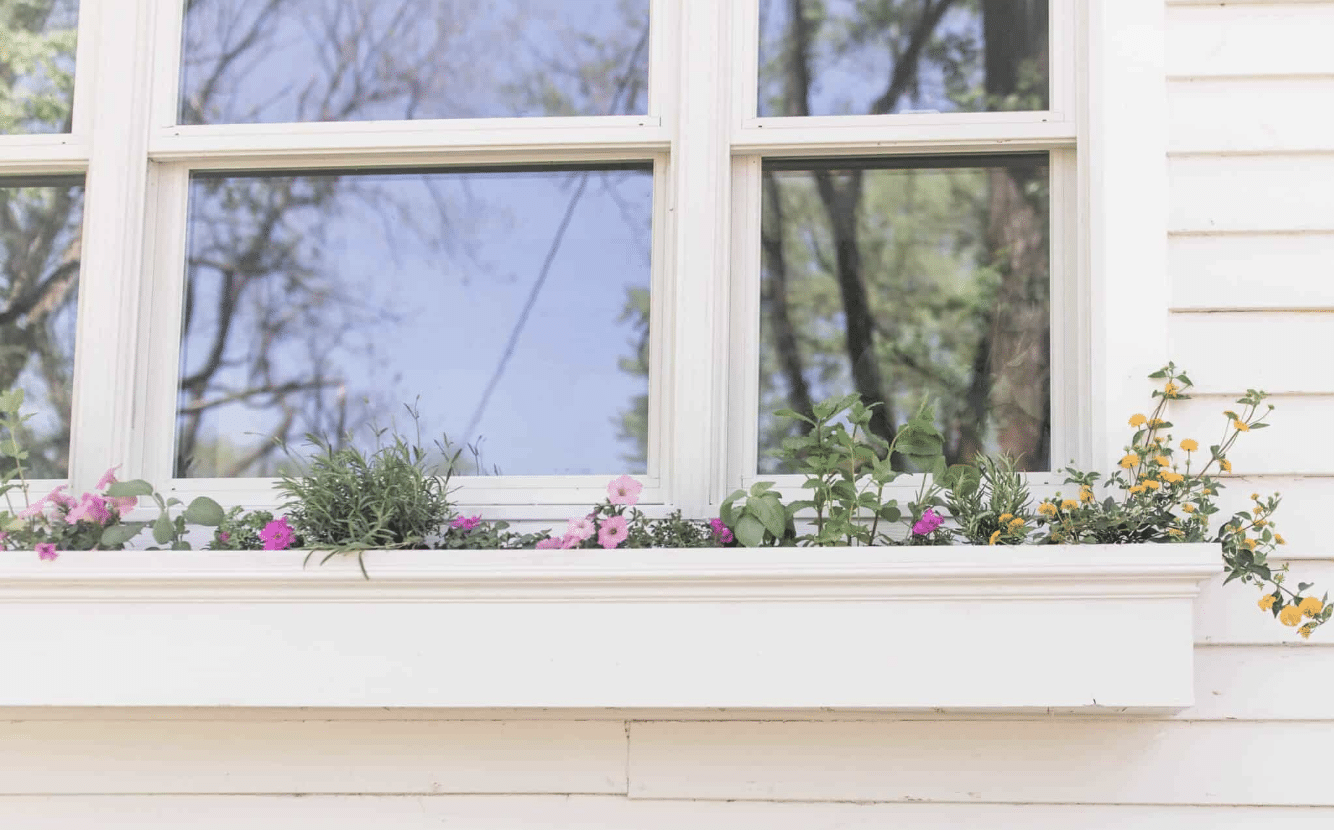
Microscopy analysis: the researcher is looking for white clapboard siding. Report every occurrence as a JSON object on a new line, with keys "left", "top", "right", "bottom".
{"left": 1, "top": 796, "right": 1333, "bottom": 830}
{"left": 1188, "top": 646, "right": 1334, "bottom": 720}
{"left": 1170, "top": 155, "right": 1334, "bottom": 233}
{"left": 627, "top": 719, "right": 1334, "bottom": 804}
{"left": 1169, "top": 312, "right": 1334, "bottom": 393}
{"left": 1195, "top": 559, "right": 1334, "bottom": 645}
{"left": 1170, "top": 233, "right": 1334, "bottom": 310}
{"left": 0, "top": 720, "right": 627, "bottom": 795}
{"left": 1163, "top": 395, "right": 1334, "bottom": 474}
{"left": 1169, "top": 78, "right": 1334, "bottom": 154}
{"left": 1205, "top": 476, "right": 1334, "bottom": 560}
{"left": 1166, "top": 2, "right": 1334, "bottom": 78}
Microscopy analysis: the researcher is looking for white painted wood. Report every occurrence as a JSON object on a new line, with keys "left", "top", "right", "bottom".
{"left": 1166, "top": 2, "right": 1334, "bottom": 78}
{"left": 1195, "top": 559, "right": 1334, "bottom": 645}
{"left": 1205, "top": 476, "right": 1334, "bottom": 561}
{"left": 1170, "top": 232, "right": 1334, "bottom": 310}
{"left": 1170, "top": 79, "right": 1334, "bottom": 154}
{"left": 1165, "top": 395, "right": 1334, "bottom": 474}
{"left": 0, "top": 720, "right": 626, "bottom": 795}
{"left": 0, "top": 138, "right": 88, "bottom": 174}
{"left": 1170, "top": 154, "right": 1334, "bottom": 233}
{"left": 1169, "top": 312, "right": 1334, "bottom": 393}
{"left": 1188, "top": 646, "right": 1334, "bottom": 720}
{"left": 0, "top": 546, "right": 1217, "bottom": 710}
{"left": 627, "top": 719, "right": 1334, "bottom": 804}
{"left": 731, "top": 117, "right": 1075, "bottom": 157}
{"left": 2, "top": 796, "right": 1333, "bottom": 830}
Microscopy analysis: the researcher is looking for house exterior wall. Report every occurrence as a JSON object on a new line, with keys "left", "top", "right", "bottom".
{"left": 3, "top": 2, "right": 1331, "bottom": 826}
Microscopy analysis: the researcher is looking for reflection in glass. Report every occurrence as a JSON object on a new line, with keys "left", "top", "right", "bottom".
{"left": 178, "top": 165, "right": 653, "bottom": 478}
{"left": 0, "top": 176, "right": 83, "bottom": 477}
{"left": 758, "top": 0, "right": 1048, "bottom": 117}
{"left": 179, "top": 0, "right": 650, "bottom": 125}
{"left": 0, "top": 0, "right": 79, "bottom": 134}
{"left": 759, "top": 155, "right": 1050, "bottom": 473}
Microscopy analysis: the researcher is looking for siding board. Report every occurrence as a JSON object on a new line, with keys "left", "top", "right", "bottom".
{"left": 1170, "top": 79, "right": 1334, "bottom": 154}
{"left": 1170, "top": 155, "right": 1334, "bottom": 233}
{"left": 1170, "top": 233, "right": 1334, "bottom": 310}
{"left": 1167, "top": 3, "right": 1334, "bottom": 78}
{"left": 1169, "top": 312, "right": 1334, "bottom": 393}
{"left": 1165, "top": 395, "right": 1334, "bottom": 474}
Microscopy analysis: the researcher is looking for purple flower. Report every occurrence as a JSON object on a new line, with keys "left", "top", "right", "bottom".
{"left": 259, "top": 517, "right": 295, "bottom": 551}
{"left": 35, "top": 543, "right": 57, "bottom": 561}
{"left": 912, "top": 509, "right": 944, "bottom": 536}
{"left": 709, "top": 518, "right": 734, "bottom": 545}
{"left": 451, "top": 515, "right": 482, "bottom": 532}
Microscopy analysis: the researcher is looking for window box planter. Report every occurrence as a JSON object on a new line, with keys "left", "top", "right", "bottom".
{"left": 0, "top": 544, "right": 1218, "bottom": 711}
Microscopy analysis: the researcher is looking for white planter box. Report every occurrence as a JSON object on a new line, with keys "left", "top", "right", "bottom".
{"left": 0, "top": 544, "right": 1219, "bottom": 711}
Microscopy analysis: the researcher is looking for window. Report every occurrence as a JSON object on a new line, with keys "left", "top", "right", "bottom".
{"left": 1, "top": 0, "right": 1130, "bottom": 518}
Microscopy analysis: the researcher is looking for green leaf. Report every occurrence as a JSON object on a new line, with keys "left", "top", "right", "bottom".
{"left": 749, "top": 481, "right": 775, "bottom": 497}
{"left": 152, "top": 514, "right": 174, "bottom": 545}
{"left": 100, "top": 522, "right": 144, "bottom": 547}
{"left": 751, "top": 496, "right": 787, "bottom": 538}
{"left": 182, "top": 496, "right": 225, "bottom": 526}
{"left": 104, "top": 479, "right": 154, "bottom": 498}
{"left": 735, "top": 515, "right": 766, "bottom": 547}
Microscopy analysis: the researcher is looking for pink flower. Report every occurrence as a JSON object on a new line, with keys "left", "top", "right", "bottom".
{"left": 597, "top": 515, "right": 629, "bottom": 549}
{"left": 565, "top": 515, "right": 595, "bottom": 542}
{"left": 217, "top": 531, "right": 231, "bottom": 543}
{"left": 259, "top": 517, "right": 295, "bottom": 551}
{"left": 451, "top": 515, "right": 482, "bottom": 532}
{"left": 607, "top": 475, "right": 643, "bottom": 506}
{"left": 912, "top": 508, "right": 944, "bottom": 536}
{"left": 560, "top": 532, "right": 582, "bottom": 549}
{"left": 96, "top": 465, "right": 120, "bottom": 490}
{"left": 709, "top": 518, "right": 734, "bottom": 545}
{"left": 535, "top": 536, "right": 564, "bottom": 550}
{"left": 35, "top": 543, "right": 57, "bottom": 561}
{"left": 18, "top": 485, "right": 69, "bottom": 519}
{"left": 65, "top": 494, "right": 112, "bottom": 525}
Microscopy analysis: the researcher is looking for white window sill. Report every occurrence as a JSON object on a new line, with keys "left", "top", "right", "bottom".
{"left": 0, "top": 545, "right": 1219, "bottom": 712}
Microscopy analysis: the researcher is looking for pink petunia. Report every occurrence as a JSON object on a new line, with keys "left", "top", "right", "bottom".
{"left": 597, "top": 515, "right": 629, "bottom": 549}
{"left": 607, "top": 475, "right": 643, "bottom": 506}
{"left": 65, "top": 494, "right": 112, "bottom": 526}
{"left": 451, "top": 515, "right": 482, "bottom": 532}
{"left": 709, "top": 518, "right": 734, "bottom": 545}
{"left": 35, "top": 543, "right": 58, "bottom": 561}
{"left": 259, "top": 517, "right": 295, "bottom": 551}
{"left": 565, "top": 515, "right": 595, "bottom": 542}
{"left": 911, "top": 509, "right": 944, "bottom": 536}
{"left": 17, "top": 485, "right": 69, "bottom": 519}
{"left": 535, "top": 536, "right": 564, "bottom": 550}
{"left": 95, "top": 465, "right": 120, "bottom": 490}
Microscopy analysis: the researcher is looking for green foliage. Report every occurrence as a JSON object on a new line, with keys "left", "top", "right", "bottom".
{"left": 945, "top": 454, "right": 1034, "bottom": 545}
{"left": 207, "top": 507, "right": 279, "bottom": 551}
{"left": 720, "top": 482, "right": 794, "bottom": 548}
{"left": 436, "top": 517, "right": 546, "bottom": 551}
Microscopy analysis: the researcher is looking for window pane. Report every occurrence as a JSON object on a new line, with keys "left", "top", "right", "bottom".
{"left": 0, "top": 0, "right": 79, "bottom": 134}
{"left": 178, "top": 164, "right": 653, "bottom": 478}
{"left": 758, "top": 155, "right": 1050, "bottom": 473}
{"left": 758, "top": 0, "right": 1048, "bottom": 117}
{"left": 0, "top": 176, "right": 83, "bottom": 477}
{"left": 179, "top": 0, "right": 650, "bottom": 125}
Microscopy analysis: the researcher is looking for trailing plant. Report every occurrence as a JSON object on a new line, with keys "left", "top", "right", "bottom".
{"left": 532, "top": 475, "right": 718, "bottom": 550}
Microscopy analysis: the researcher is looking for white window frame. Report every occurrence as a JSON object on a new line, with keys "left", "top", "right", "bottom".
{"left": 0, "top": 0, "right": 1169, "bottom": 524}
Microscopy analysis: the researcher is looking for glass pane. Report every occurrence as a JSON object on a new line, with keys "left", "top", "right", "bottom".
{"left": 178, "top": 164, "right": 653, "bottom": 478}
{"left": 179, "top": 0, "right": 651, "bottom": 125}
{"left": 758, "top": 155, "right": 1050, "bottom": 473}
{"left": 758, "top": 0, "right": 1048, "bottom": 117}
{"left": 0, "top": 175, "right": 83, "bottom": 477}
{"left": 0, "top": 0, "right": 80, "bottom": 134}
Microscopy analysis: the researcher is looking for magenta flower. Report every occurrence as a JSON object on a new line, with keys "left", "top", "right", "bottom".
{"left": 259, "top": 517, "right": 295, "bottom": 551}
{"left": 597, "top": 515, "right": 630, "bottom": 549}
{"left": 451, "top": 515, "right": 482, "bottom": 532}
{"left": 912, "top": 508, "right": 944, "bottom": 536}
{"left": 17, "top": 485, "right": 69, "bottom": 519}
{"left": 217, "top": 531, "right": 231, "bottom": 543}
{"left": 35, "top": 543, "right": 57, "bottom": 561}
{"left": 709, "top": 517, "right": 734, "bottom": 545}
{"left": 565, "top": 515, "right": 595, "bottom": 542}
{"left": 535, "top": 536, "right": 564, "bottom": 550}
{"left": 96, "top": 465, "right": 120, "bottom": 490}
{"left": 65, "top": 494, "right": 112, "bottom": 526}
{"left": 607, "top": 475, "right": 643, "bottom": 506}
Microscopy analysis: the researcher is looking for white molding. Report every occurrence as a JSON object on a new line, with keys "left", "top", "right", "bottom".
{"left": 0, "top": 545, "right": 1219, "bottom": 710}
{"left": 732, "top": 118, "right": 1076, "bottom": 157}
{"left": 0, "top": 137, "right": 88, "bottom": 174}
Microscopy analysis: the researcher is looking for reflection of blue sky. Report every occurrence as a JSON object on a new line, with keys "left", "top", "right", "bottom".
{"left": 181, "top": 167, "right": 653, "bottom": 477}
{"left": 1, "top": 0, "right": 79, "bottom": 135}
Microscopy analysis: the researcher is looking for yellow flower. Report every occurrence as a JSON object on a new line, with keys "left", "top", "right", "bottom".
{"left": 1233, "top": 419, "right": 1250, "bottom": 432}
{"left": 1182, "top": 503, "right": 1196, "bottom": 514}
{"left": 1060, "top": 499, "right": 1078, "bottom": 511}
{"left": 1276, "top": 533, "right": 1287, "bottom": 545}
{"left": 1218, "top": 459, "right": 1232, "bottom": 473}
{"left": 1079, "top": 486, "right": 1094, "bottom": 504}
{"left": 1164, "top": 381, "right": 1180, "bottom": 397}
{"left": 1299, "top": 597, "right": 1324, "bottom": 618}
{"left": 1038, "top": 502, "right": 1058, "bottom": 517}
{"left": 1153, "top": 436, "right": 1166, "bottom": 445}
{"left": 1258, "top": 594, "right": 1277, "bottom": 611}
{"left": 1280, "top": 604, "right": 1304, "bottom": 626}
{"left": 1150, "top": 418, "right": 1167, "bottom": 427}
{"left": 1253, "top": 506, "right": 1264, "bottom": 515}
{"left": 1009, "top": 517, "right": 1026, "bottom": 528}
{"left": 1253, "top": 519, "right": 1267, "bottom": 528}
{"left": 1167, "top": 528, "right": 1184, "bottom": 538}
{"left": 997, "top": 513, "right": 1013, "bottom": 524}
{"left": 1129, "top": 413, "right": 1147, "bottom": 427}
{"left": 1128, "top": 484, "right": 1146, "bottom": 495}
{"left": 1153, "top": 455, "right": 1170, "bottom": 466}
{"left": 1241, "top": 538, "right": 1256, "bottom": 550}
{"left": 989, "top": 530, "right": 1002, "bottom": 545}
{"left": 1298, "top": 624, "right": 1313, "bottom": 640}
{"left": 1120, "top": 453, "right": 1140, "bottom": 469}
{"left": 1161, "top": 471, "right": 1184, "bottom": 484}
{"left": 1180, "top": 439, "right": 1198, "bottom": 452}
{"left": 1204, "top": 487, "right": 1216, "bottom": 496}
{"left": 1250, "top": 493, "right": 1260, "bottom": 501}
{"left": 1144, "top": 480, "right": 1161, "bottom": 491}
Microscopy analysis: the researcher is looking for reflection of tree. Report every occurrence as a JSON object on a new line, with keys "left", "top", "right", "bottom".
{"left": 757, "top": 0, "right": 1051, "bottom": 472}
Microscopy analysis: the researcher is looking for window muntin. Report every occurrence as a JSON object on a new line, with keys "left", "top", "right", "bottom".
{"left": 0, "top": 175, "right": 83, "bottom": 477}
{"left": 176, "top": 164, "right": 654, "bottom": 478}
{"left": 757, "top": 0, "right": 1049, "bottom": 117}
{"left": 0, "top": 0, "right": 80, "bottom": 135}
{"left": 757, "top": 155, "right": 1051, "bottom": 474}
{"left": 177, "top": 0, "right": 652, "bottom": 125}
